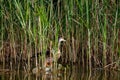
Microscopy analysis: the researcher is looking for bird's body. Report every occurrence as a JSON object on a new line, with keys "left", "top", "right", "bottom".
{"left": 44, "top": 37, "right": 66, "bottom": 72}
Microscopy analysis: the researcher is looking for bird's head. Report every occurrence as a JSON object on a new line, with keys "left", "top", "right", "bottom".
{"left": 59, "top": 37, "right": 66, "bottom": 43}
{"left": 58, "top": 37, "right": 66, "bottom": 50}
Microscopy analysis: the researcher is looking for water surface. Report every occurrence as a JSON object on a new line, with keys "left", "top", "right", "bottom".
{"left": 0, "top": 65, "right": 120, "bottom": 80}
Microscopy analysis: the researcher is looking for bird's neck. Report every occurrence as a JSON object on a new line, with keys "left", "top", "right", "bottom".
{"left": 58, "top": 42, "right": 61, "bottom": 55}
{"left": 57, "top": 48, "right": 61, "bottom": 59}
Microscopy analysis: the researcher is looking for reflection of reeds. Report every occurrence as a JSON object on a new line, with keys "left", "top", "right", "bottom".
{"left": 0, "top": 0, "right": 119, "bottom": 71}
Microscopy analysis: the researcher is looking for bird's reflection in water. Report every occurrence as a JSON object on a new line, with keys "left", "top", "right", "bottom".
{"left": 43, "top": 69, "right": 63, "bottom": 80}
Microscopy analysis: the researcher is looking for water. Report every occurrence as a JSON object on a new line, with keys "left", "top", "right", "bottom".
{"left": 0, "top": 65, "right": 120, "bottom": 80}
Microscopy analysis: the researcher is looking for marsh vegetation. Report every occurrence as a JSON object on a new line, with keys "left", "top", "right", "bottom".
{"left": 0, "top": 0, "right": 120, "bottom": 75}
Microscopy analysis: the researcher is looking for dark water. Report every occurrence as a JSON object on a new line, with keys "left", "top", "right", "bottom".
{"left": 0, "top": 65, "right": 120, "bottom": 80}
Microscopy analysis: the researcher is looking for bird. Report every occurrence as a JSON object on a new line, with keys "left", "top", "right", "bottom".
{"left": 44, "top": 37, "right": 66, "bottom": 72}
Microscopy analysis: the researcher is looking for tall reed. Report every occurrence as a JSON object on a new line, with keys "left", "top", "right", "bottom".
{"left": 0, "top": 0, "right": 119, "bottom": 71}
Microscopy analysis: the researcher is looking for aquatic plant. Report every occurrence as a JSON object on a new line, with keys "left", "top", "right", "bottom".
{"left": 0, "top": 0, "right": 119, "bottom": 71}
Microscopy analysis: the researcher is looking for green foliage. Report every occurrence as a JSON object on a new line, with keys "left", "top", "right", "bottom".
{"left": 0, "top": 0, "right": 119, "bottom": 70}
